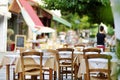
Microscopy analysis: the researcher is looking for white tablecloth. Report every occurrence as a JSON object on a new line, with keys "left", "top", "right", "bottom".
{"left": 0, "top": 52, "right": 58, "bottom": 73}
{"left": 77, "top": 52, "right": 118, "bottom": 80}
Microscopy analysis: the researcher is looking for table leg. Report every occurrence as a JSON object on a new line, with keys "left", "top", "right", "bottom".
{"left": 6, "top": 65, "right": 10, "bottom": 80}
{"left": 31, "top": 75, "right": 37, "bottom": 80}
{"left": 18, "top": 72, "right": 23, "bottom": 80}
{"left": 49, "top": 68, "right": 53, "bottom": 80}
{"left": 54, "top": 71, "right": 56, "bottom": 80}
{"left": 84, "top": 73, "right": 87, "bottom": 80}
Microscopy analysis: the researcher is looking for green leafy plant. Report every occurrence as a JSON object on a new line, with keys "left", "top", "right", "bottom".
{"left": 7, "top": 29, "right": 14, "bottom": 50}
{"left": 90, "top": 34, "right": 96, "bottom": 38}
{"left": 107, "top": 25, "right": 114, "bottom": 36}
{"left": 116, "top": 39, "right": 120, "bottom": 59}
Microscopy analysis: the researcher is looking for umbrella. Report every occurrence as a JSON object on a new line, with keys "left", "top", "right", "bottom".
{"left": 35, "top": 27, "right": 55, "bottom": 34}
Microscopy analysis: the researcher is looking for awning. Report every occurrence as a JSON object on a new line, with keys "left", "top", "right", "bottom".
{"left": 9, "top": 0, "right": 43, "bottom": 32}
{"left": 35, "top": 27, "right": 55, "bottom": 34}
{"left": 9, "top": 0, "right": 71, "bottom": 27}
{"left": 53, "top": 15, "right": 71, "bottom": 27}
{"left": 9, "top": 0, "right": 21, "bottom": 13}
{"left": 13, "top": 0, "right": 54, "bottom": 34}
{"left": 17, "top": 0, "right": 44, "bottom": 30}
{"left": 41, "top": 9, "right": 71, "bottom": 27}
{"left": 9, "top": 0, "right": 37, "bottom": 13}
{"left": 9, "top": 0, "right": 55, "bottom": 34}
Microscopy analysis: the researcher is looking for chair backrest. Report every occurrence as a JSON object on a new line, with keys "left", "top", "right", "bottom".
{"left": 20, "top": 51, "right": 43, "bottom": 79}
{"left": 57, "top": 48, "right": 74, "bottom": 65}
{"left": 74, "top": 44, "right": 85, "bottom": 52}
{"left": 84, "top": 54, "right": 112, "bottom": 80}
{"left": 19, "top": 48, "right": 27, "bottom": 53}
{"left": 86, "top": 42, "right": 95, "bottom": 47}
{"left": 63, "top": 43, "right": 69, "bottom": 48}
{"left": 74, "top": 44, "right": 86, "bottom": 47}
{"left": 83, "top": 47, "right": 101, "bottom": 56}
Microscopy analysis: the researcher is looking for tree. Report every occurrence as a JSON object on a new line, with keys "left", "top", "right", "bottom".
{"left": 43, "top": 0, "right": 110, "bottom": 14}
{"left": 79, "top": 15, "right": 90, "bottom": 29}
{"left": 43, "top": 0, "right": 113, "bottom": 25}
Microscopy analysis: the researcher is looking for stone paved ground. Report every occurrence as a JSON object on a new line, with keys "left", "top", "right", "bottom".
{"left": 0, "top": 67, "right": 72, "bottom": 80}
{"left": 0, "top": 66, "right": 72, "bottom": 80}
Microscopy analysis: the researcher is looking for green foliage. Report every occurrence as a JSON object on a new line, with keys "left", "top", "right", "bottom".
{"left": 68, "top": 13, "right": 81, "bottom": 30}
{"left": 98, "top": 5, "right": 114, "bottom": 24}
{"left": 91, "top": 23, "right": 99, "bottom": 28}
{"left": 55, "top": 24, "right": 70, "bottom": 33}
{"left": 43, "top": 0, "right": 110, "bottom": 13}
{"left": 79, "top": 15, "right": 90, "bottom": 29}
{"left": 107, "top": 25, "right": 114, "bottom": 36}
{"left": 116, "top": 39, "right": 120, "bottom": 59}
{"left": 63, "top": 13, "right": 90, "bottom": 30}
{"left": 89, "top": 34, "right": 96, "bottom": 38}
{"left": 43, "top": 0, "right": 113, "bottom": 35}
{"left": 43, "top": 0, "right": 113, "bottom": 25}
{"left": 89, "top": 26, "right": 98, "bottom": 38}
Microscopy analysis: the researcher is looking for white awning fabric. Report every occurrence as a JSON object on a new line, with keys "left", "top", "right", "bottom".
{"left": 9, "top": 0, "right": 55, "bottom": 34}
{"left": 16, "top": 0, "right": 44, "bottom": 33}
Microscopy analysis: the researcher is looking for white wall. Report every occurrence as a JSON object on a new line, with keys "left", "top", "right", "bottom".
{"left": 110, "top": 0, "right": 120, "bottom": 40}
{"left": 0, "top": 16, "right": 7, "bottom": 52}
{"left": 0, "top": 0, "right": 9, "bottom": 52}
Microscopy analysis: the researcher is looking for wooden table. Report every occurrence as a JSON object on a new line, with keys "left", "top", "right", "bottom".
{"left": 0, "top": 52, "right": 57, "bottom": 80}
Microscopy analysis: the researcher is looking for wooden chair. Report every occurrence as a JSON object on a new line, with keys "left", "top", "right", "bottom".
{"left": 82, "top": 47, "right": 101, "bottom": 79}
{"left": 74, "top": 44, "right": 85, "bottom": 52}
{"left": 74, "top": 44, "right": 86, "bottom": 79}
{"left": 13, "top": 48, "right": 27, "bottom": 80}
{"left": 46, "top": 49, "right": 59, "bottom": 80}
{"left": 83, "top": 47, "right": 101, "bottom": 56}
{"left": 63, "top": 43, "right": 69, "bottom": 48}
{"left": 86, "top": 42, "right": 95, "bottom": 47}
{"left": 20, "top": 51, "right": 53, "bottom": 80}
{"left": 57, "top": 48, "right": 75, "bottom": 80}
{"left": 84, "top": 54, "right": 112, "bottom": 80}
{"left": 20, "top": 51, "right": 43, "bottom": 80}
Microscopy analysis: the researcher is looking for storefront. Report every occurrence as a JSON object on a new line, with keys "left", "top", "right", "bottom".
{"left": 6, "top": 0, "right": 71, "bottom": 51}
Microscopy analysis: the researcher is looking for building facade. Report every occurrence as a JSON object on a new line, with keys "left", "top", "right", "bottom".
{"left": 0, "top": 0, "right": 11, "bottom": 52}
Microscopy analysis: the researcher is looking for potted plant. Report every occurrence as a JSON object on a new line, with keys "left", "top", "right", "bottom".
{"left": 7, "top": 28, "right": 14, "bottom": 51}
